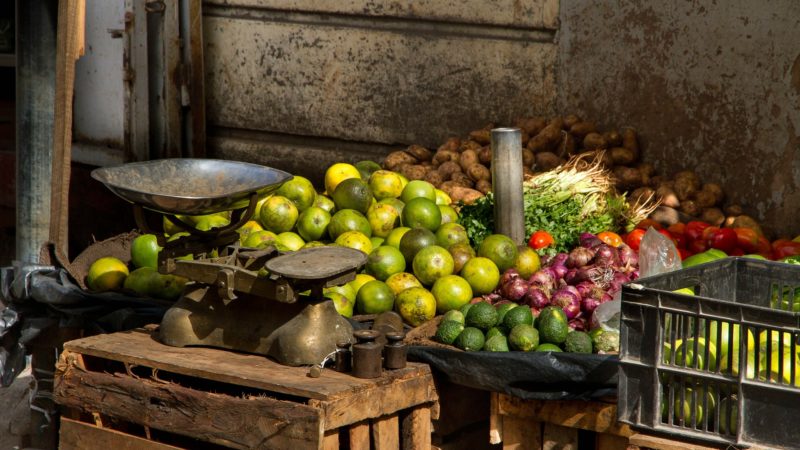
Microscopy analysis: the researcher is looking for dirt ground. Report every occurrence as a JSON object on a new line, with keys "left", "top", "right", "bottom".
{"left": 0, "top": 366, "right": 32, "bottom": 449}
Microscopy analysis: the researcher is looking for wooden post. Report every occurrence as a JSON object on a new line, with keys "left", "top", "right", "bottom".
{"left": 490, "top": 127, "right": 525, "bottom": 244}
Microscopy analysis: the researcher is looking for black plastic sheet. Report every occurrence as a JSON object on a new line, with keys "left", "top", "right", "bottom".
{"left": 407, "top": 346, "right": 619, "bottom": 400}
{"left": 0, "top": 264, "right": 170, "bottom": 387}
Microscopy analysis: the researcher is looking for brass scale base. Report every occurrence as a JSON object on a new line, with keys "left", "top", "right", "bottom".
{"left": 134, "top": 200, "right": 366, "bottom": 367}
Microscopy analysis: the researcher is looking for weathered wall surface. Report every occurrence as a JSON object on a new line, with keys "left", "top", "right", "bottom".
{"left": 203, "top": 0, "right": 558, "bottom": 184}
{"left": 558, "top": 1, "right": 800, "bottom": 237}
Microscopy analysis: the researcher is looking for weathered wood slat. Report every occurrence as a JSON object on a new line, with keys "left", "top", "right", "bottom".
{"left": 322, "top": 430, "right": 339, "bottom": 450}
{"left": 59, "top": 417, "right": 183, "bottom": 450}
{"left": 62, "top": 328, "right": 431, "bottom": 401}
{"left": 502, "top": 416, "right": 542, "bottom": 450}
{"left": 349, "top": 421, "right": 371, "bottom": 450}
{"left": 489, "top": 391, "right": 503, "bottom": 445}
{"left": 402, "top": 406, "right": 431, "bottom": 450}
{"left": 372, "top": 414, "right": 399, "bottom": 450}
{"left": 542, "top": 423, "right": 578, "bottom": 450}
{"left": 597, "top": 433, "right": 634, "bottom": 450}
{"left": 498, "top": 395, "right": 633, "bottom": 437}
{"left": 54, "top": 353, "right": 323, "bottom": 450}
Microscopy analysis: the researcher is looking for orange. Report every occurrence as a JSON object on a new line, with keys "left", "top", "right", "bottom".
{"left": 367, "top": 203, "right": 400, "bottom": 238}
{"left": 325, "top": 283, "right": 357, "bottom": 303}
{"left": 87, "top": 256, "right": 129, "bottom": 292}
{"left": 332, "top": 177, "right": 373, "bottom": 214}
{"left": 365, "top": 245, "right": 406, "bottom": 281}
{"left": 194, "top": 214, "right": 230, "bottom": 231}
{"left": 369, "top": 170, "right": 405, "bottom": 200}
{"left": 448, "top": 242, "right": 476, "bottom": 274}
{"left": 412, "top": 245, "right": 454, "bottom": 286}
{"left": 131, "top": 234, "right": 162, "bottom": 270}
{"left": 277, "top": 176, "right": 317, "bottom": 212}
{"left": 258, "top": 195, "right": 298, "bottom": 233}
{"left": 385, "top": 226, "right": 411, "bottom": 248}
{"left": 296, "top": 206, "right": 331, "bottom": 241}
{"left": 328, "top": 209, "right": 372, "bottom": 240}
{"left": 385, "top": 272, "right": 423, "bottom": 296}
{"left": 431, "top": 275, "right": 473, "bottom": 313}
{"left": 326, "top": 291, "right": 354, "bottom": 318}
{"left": 514, "top": 245, "right": 541, "bottom": 279}
{"left": 277, "top": 232, "right": 305, "bottom": 251}
{"left": 324, "top": 163, "right": 361, "bottom": 196}
{"left": 355, "top": 160, "right": 382, "bottom": 181}
{"left": 435, "top": 223, "right": 468, "bottom": 249}
{"left": 395, "top": 287, "right": 436, "bottom": 326}
{"left": 356, "top": 280, "right": 396, "bottom": 314}
{"left": 402, "top": 197, "right": 442, "bottom": 231}
{"left": 236, "top": 220, "right": 264, "bottom": 243}
{"left": 401, "top": 180, "right": 437, "bottom": 203}
{"left": 348, "top": 273, "right": 377, "bottom": 297}
{"left": 399, "top": 227, "right": 437, "bottom": 263}
{"left": 477, "top": 234, "right": 519, "bottom": 272}
{"left": 242, "top": 230, "right": 280, "bottom": 249}
{"left": 334, "top": 231, "right": 373, "bottom": 255}
{"left": 370, "top": 236, "right": 385, "bottom": 248}
{"left": 438, "top": 205, "right": 459, "bottom": 225}
{"left": 314, "top": 194, "right": 336, "bottom": 213}
{"left": 435, "top": 189, "right": 452, "bottom": 206}
{"left": 460, "top": 257, "right": 500, "bottom": 295}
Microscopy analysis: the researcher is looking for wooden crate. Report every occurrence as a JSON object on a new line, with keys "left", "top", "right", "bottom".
{"left": 489, "top": 393, "right": 637, "bottom": 450}
{"left": 53, "top": 328, "right": 438, "bottom": 450}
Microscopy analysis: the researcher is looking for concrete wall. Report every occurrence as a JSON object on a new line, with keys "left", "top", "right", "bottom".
{"left": 558, "top": 0, "right": 800, "bottom": 237}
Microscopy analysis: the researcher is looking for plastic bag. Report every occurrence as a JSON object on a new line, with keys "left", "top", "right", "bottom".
{"left": 592, "top": 227, "right": 682, "bottom": 331}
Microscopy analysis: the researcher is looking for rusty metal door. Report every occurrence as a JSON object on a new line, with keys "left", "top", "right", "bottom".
{"left": 201, "top": 0, "right": 559, "bottom": 183}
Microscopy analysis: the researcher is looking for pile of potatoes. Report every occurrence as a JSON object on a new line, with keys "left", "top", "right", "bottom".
{"left": 381, "top": 115, "right": 744, "bottom": 227}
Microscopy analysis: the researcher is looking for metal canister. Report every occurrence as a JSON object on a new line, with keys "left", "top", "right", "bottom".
{"left": 352, "top": 329, "right": 383, "bottom": 379}
{"left": 334, "top": 341, "right": 352, "bottom": 373}
{"left": 383, "top": 331, "right": 407, "bottom": 370}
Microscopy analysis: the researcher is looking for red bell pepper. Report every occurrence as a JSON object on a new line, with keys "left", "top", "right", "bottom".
{"left": 684, "top": 221, "right": 711, "bottom": 243}
{"left": 772, "top": 239, "right": 800, "bottom": 260}
{"left": 708, "top": 228, "right": 738, "bottom": 254}
{"left": 733, "top": 227, "right": 760, "bottom": 254}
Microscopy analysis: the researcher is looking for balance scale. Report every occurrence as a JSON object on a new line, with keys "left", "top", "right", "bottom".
{"left": 91, "top": 159, "right": 367, "bottom": 366}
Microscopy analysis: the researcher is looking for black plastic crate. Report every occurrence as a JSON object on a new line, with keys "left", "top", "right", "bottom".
{"left": 618, "top": 257, "right": 800, "bottom": 449}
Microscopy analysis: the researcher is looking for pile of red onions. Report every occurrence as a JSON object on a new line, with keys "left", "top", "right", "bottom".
{"left": 474, "top": 232, "right": 639, "bottom": 331}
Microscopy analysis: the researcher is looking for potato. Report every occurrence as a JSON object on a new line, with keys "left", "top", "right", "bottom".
{"left": 459, "top": 149, "right": 479, "bottom": 172}
{"left": 423, "top": 170, "right": 444, "bottom": 188}
{"left": 731, "top": 215, "right": 764, "bottom": 236}
{"left": 384, "top": 151, "right": 418, "bottom": 170}
{"left": 522, "top": 149, "right": 535, "bottom": 168}
{"left": 534, "top": 152, "right": 564, "bottom": 172}
{"left": 466, "top": 164, "right": 491, "bottom": 182}
{"left": 700, "top": 207, "right": 725, "bottom": 226}
{"left": 724, "top": 204, "right": 744, "bottom": 216}
{"left": 673, "top": 176, "right": 699, "bottom": 201}
{"left": 597, "top": 150, "right": 615, "bottom": 168}
{"left": 515, "top": 117, "right": 547, "bottom": 136}
{"left": 583, "top": 132, "right": 608, "bottom": 151}
{"left": 519, "top": 130, "right": 530, "bottom": 147}
{"left": 637, "top": 162, "right": 656, "bottom": 179}
{"left": 603, "top": 130, "right": 623, "bottom": 147}
{"left": 609, "top": 147, "right": 636, "bottom": 165}
{"left": 558, "top": 131, "right": 576, "bottom": 157}
{"left": 679, "top": 199, "right": 701, "bottom": 218}
{"left": 622, "top": 128, "right": 639, "bottom": 155}
{"left": 469, "top": 127, "right": 492, "bottom": 145}
{"left": 701, "top": 183, "right": 724, "bottom": 205}
{"left": 478, "top": 146, "right": 492, "bottom": 165}
{"left": 440, "top": 185, "right": 483, "bottom": 205}
{"left": 475, "top": 179, "right": 492, "bottom": 195}
{"left": 527, "top": 122, "right": 562, "bottom": 152}
{"left": 400, "top": 164, "right": 429, "bottom": 181}
{"left": 450, "top": 171, "right": 474, "bottom": 187}
{"left": 406, "top": 145, "right": 432, "bottom": 162}
{"left": 437, "top": 161, "right": 462, "bottom": 180}
{"left": 648, "top": 175, "right": 666, "bottom": 188}
{"left": 432, "top": 150, "right": 459, "bottom": 166}
{"left": 437, "top": 137, "right": 460, "bottom": 153}
{"left": 693, "top": 190, "right": 717, "bottom": 209}
{"left": 629, "top": 187, "right": 656, "bottom": 207}
{"left": 655, "top": 185, "right": 680, "bottom": 208}
{"left": 569, "top": 121, "right": 596, "bottom": 139}
{"left": 523, "top": 166, "right": 535, "bottom": 177}
{"left": 563, "top": 114, "right": 581, "bottom": 129}
{"left": 459, "top": 140, "right": 483, "bottom": 153}
{"left": 613, "top": 166, "right": 643, "bottom": 190}
{"left": 674, "top": 170, "right": 701, "bottom": 190}
{"left": 547, "top": 117, "right": 564, "bottom": 130}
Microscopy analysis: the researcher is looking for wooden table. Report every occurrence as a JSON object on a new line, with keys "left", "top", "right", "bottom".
{"left": 53, "top": 328, "right": 438, "bottom": 450}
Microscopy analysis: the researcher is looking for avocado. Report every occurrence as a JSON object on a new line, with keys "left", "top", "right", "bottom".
{"left": 435, "top": 320, "right": 465, "bottom": 345}
{"left": 564, "top": 331, "right": 593, "bottom": 353}
{"left": 495, "top": 302, "right": 518, "bottom": 324}
{"left": 508, "top": 324, "right": 539, "bottom": 351}
{"left": 465, "top": 301, "right": 499, "bottom": 331}
{"left": 593, "top": 330, "right": 620, "bottom": 353}
{"left": 442, "top": 309, "right": 465, "bottom": 325}
{"left": 537, "top": 306, "right": 569, "bottom": 345}
{"left": 485, "top": 326, "right": 506, "bottom": 340}
{"left": 503, "top": 305, "right": 534, "bottom": 330}
{"left": 454, "top": 326, "right": 485, "bottom": 351}
{"left": 483, "top": 335, "right": 510, "bottom": 352}
{"left": 534, "top": 343, "right": 563, "bottom": 352}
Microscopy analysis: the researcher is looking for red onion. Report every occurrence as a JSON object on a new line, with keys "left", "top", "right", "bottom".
{"left": 528, "top": 269, "right": 555, "bottom": 290}
{"left": 524, "top": 286, "right": 550, "bottom": 309}
{"left": 580, "top": 232, "right": 604, "bottom": 249}
{"left": 502, "top": 277, "right": 528, "bottom": 302}
{"left": 594, "top": 244, "right": 619, "bottom": 267}
{"left": 551, "top": 286, "right": 581, "bottom": 319}
{"left": 608, "top": 271, "right": 631, "bottom": 293}
{"left": 500, "top": 268, "right": 520, "bottom": 286}
{"left": 581, "top": 296, "right": 601, "bottom": 315}
{"left": 484, "top": 293, "right": 502, "bottom": 304}
{"left": 567, "top": 247, "right": 596, "bottom": 268}
{"left": 470, "top": 297, "right": 484, "bottom": 304}
{"left": 630, "top": 270, "right": 640, "bottom": 280}
{"left": 551, "top": 252, "right": 569, "bottom": 267}
{"left": 600, "top": 293, "right": 614, "bottom": 303}
{"left": 564, "top": 268, "right": 578, "bottom": 285}
{"left": 575, "top": 281, "right": 596, "bottom": 298}
{"left": 551, "top": 264, "right": 569, "bottom": 280}
{"left": 618, "top": 244, "right": 638, "bottom": 269}
{"left": 569, "top": 317, "right": 588, "bottom": 331}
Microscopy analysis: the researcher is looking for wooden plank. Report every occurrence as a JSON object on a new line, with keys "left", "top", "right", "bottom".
{"left": 627, "top": 433, "right": 763, "bottom": 450}
{"left": 498, "top": 395, "right": 633, "bottom": 437}
{"left": 348, "top": 421, "right": 371, "bottom": 450}
{"left": 490, "top": 392, "right": 503, "bottom": 445}
{"left": 54, "top": 356, "right": 323, "bottom": 450}
{"left": 322, "top": 429, "right": 339, "bottom": 450}
{"left": 401, "top": 405, "right": 431, "bottom": 450}
{"left": 62, "top": 329, "right": 431, "bottom": 401}
{"left": 59, "top": 417, "right": 182, "bottom": 450}
{"left": 542, "top": 423, "right": 578, "bottom": 450}
{"left": 372, "top": 414, "right": 400, "bottom": 450}
{"left": 502, "top": 416, "right": 542, "bottom": 450}
{"left": 311, "top": 373, "right": 438, "bottom": 430}
{"left": 186, "top": 0, "right": 206, "bottom": 157}
{"left": 597, "top": 433, "right": 633, "bottom": 450}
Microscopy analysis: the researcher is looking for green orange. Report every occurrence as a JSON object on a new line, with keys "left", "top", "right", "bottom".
{"left": 332, "top": 177, "right": 373, "bottom": 214}
{"left": 131, "top": 233, "right": 162, "bottom": 270}
{"left": 385, "top": 226, "right": 411, "bottom": 248}
{"left": 385, "top": 272, "right": 423, "bottom": 296}
{"left": 276, "top": 175, "right": 316, "bottom": 211}
{"left": 334, "top": 231, "right": 373, "bottom": 254}
{"left": 258, "top": 195, "right": 299, "bottom": 233}
{"left": 367, "top": 203, "right": 400, "bottom": 238}
{"left": 412, "top": 245, "right": 454, "bottom": 286}
{"left": 402, "top": 197, "right": 441, "bottom": 231}
{"left": 431, "top": 275, "right": 473, "bottom": 313}
{"left": 366, "top": 245, "right": 406, "bottom": 281}
{"left": 356, "top": 280, "right": 396, "bottom": 314}
{"left": 87, "top": 257, "right": 129, "bottom": 292}
{"left": 460, "top": 257, "right": 500, "bottom": 295}
{"left": 395, "top": 286, "right": 436, "bottom": 326}
{"left": 401, "top": 180, "right": 437, "bottom": 203}
{"left": 328, "top": 209, "right": 372, "bottom": 240}
{"left": 369, "top": 170, "right": 405, "bottom": 200}
{"left": 296, "top": 206, "right": 331, "bottom": 242}
{"left": 478, "top": 234, "right": 519, "bottom": 272}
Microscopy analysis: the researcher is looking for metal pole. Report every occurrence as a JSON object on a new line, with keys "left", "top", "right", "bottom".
{"left": 490, "top": 127, "right": 525, "bottom": 244}
{"left": 16, "top": 0, "right": 58, "bottom": 264}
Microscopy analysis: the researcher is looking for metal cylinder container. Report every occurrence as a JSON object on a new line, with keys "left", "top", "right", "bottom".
{"left": 352, "top": 329, "right": 382, "bottom": 379}
{"left": 490, "top": 127, "right": 525, "bottom": 245}
{"left": 383, "top": 331, "right": 407, "bottom": 370}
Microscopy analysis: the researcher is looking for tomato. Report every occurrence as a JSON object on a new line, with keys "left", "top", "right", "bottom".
{"left": 708, "top": 228, "right": 738, "bottom": 253}
{"left": 688, "top": 239, "right": 709, "bottom": 254}
{"left": 684, "top": 221, "right": 711, "bottom": 243}
{"left": 678, "top": 248, "right": 693, "bottom": 260}
{"left": 771, "top": 239, "right": 800, "bottom": 260}
{"left": 667, "top": 222, "right": 686, "bottom": 237}
{"left": 673, "top": 233, "right": 687, "bottom": 249}
{"left": 597, "top": 231, "right": 623, "bottom": 247}
{"left": 528, "top": 230, "right": 554, "bottom": 250}
{"left": 733, "top": 227, "right": 760, "bottom": 253}
{"left": 756, "top": 236, "right": 772, "bottom": 257}
{"left": 635, "top": 219, "right": 663, "bottom": 230}
{"left": 701, "top": 226, "right": 720, "bottom": 244}
{"left": 625, "top": 228, "right": 647, "bottom": 252}
{"left": 728, "top": 247, "right": 745, "bottom": 257}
